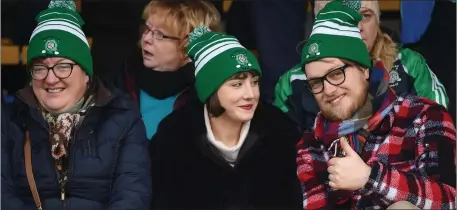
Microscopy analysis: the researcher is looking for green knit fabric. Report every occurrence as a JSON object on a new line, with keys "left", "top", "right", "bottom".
{"left": 342, "top": 0, "right": 361, "bottom": 11}
{"left": 186, "top": 26, "right": 262, "bottom": 102}
{"left": 27, "top": 0, "right": 93, "bottom": 78}
{"left": 301, "top": 0, "right": 371, "bottom": 68}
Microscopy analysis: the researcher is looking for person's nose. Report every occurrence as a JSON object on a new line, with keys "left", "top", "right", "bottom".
{"left": 242, "top": 83, "right": 255, "bottom": 100}
{"left": 44, "top": 69, "right": 60, "bottom": 84}
{"left": 358, "top": 22, "right": 364, "bottom": 33}
{"left": 322, "top": 80, "right": 337, "bottom": 95}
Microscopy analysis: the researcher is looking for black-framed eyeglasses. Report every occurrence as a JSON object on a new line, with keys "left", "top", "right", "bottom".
{"left": 306, "top": 64, "right": 350, "bottom": 94}
{"left": 140, "top": 23, "right": 181, "bottom": 41}
{"left": 30, "top": 63, "right": 77, "bottom": 80}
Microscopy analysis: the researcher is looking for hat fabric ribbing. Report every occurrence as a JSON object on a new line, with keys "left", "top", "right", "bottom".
{"left": 314, "top": 0, "right": 380, "bottom": 23}
{"left": 302, "top": 0, "right": 371, "bottom": 68}
{"left": 186, "top": 26, "right": 262, "bottom": 102}
{"left": 27, "top": 0, "right": 93, "bottom": 78}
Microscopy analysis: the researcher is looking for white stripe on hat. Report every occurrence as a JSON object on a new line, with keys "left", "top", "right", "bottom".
{"left": 33, "top": 20, "right": 85, "bottom": 37}
{"left": 30, "top": 24, "right": 89, "bottom": 47}
{"left": 195, "top": 43, "right": 245, "bottom": 75}
{"left": 188, "top": 34, "right": 219, "bottom": 54}
{"left": 311, "top": 26, "right": 362, "bottom": 39}
{"left": 39, "top": 11, "right": 80, "bottom": 23}
{"left": 318, "top": 10, "right": 356, "bottom": 21}
{"left": 38, "top": 18, "right": 81, "bottom": 30}
{"left": 193, "top": 37, "right": 239, "bottom": 59}
{"left": 315, "top": 17, "right": 354, "bottom": 27}
{"left": 312, "top": 21, "right": 360, "bottom": 33}
{"left": 195, "top": 40, "right": 240, "bottom": 67}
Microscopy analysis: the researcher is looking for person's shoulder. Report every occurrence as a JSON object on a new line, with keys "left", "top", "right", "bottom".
{"left": 109, "top": 87, "right": 139, "bottom": 110}
{"left": 395, "top": 93, "right": 449, "bottom": 120}
{"left": 397, "top": 93, "right": 439, "bottom": 106}
{"left": 254, "top": 102, "right": 302, "bottom": 137}
{"left": 398, "top": 47, "right": 427, "bottom": 65}
{"left": 157, "top": 101, "right": 204, "bottom": 133}
{"left": 96, "top": 84, "right": 143, "bottom": 127}
{"left": 255, "top": 102, "right": 289, "bottom": 119}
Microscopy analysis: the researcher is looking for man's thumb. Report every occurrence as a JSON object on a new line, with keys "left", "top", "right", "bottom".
{"left": 340, "top": 137, "right": 356, "bottom": 156}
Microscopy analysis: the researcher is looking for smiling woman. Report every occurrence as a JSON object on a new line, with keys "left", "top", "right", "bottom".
{"left": 150, "top": 26, "right": 303, "bottom": 209}
{"left": 206, "top": 71, "right": 260, "bottom": 119}
{"left": 1, "top": 1, "right": 152, "bottom": 210}
{"left": 30, "top": 58, "right": 89, "bottom": 114}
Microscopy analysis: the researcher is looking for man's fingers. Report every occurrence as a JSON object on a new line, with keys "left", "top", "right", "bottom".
{"left": 328, "top": 158, "right": 339, "bottom": 166}
{"left": 327, "top": 165, "right": 337, "bottom": 174}
{"left": 329, "top": 181, "right": 338, "bottom": 189}
{"left": 328, "top": 174, "right": 337, "bottom": 182}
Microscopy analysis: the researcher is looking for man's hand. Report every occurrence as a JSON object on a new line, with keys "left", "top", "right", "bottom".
{"left": 327, "top": 138, "right": 371, "bottom": 191}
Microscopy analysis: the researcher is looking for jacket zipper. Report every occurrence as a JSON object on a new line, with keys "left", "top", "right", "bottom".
{"left": 63, "top": 96, "right": 113, "bottom": 206}
{"left": 87, "top": 131, "right": 94, "bottom": 155}
{"left": 17, "top": 94, "right": 114, "bottom": 209}
{"left": 61, "top": 105, "right": 94, "bottom": 205}
{"left": 61, "top": 196, "right": 66, "bottom": 210}
{"left": 108, "top": 119, "right": 126, "bottom": 201}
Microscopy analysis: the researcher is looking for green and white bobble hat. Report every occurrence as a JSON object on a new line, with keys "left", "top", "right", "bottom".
{"left": 27, "top": 0, "right": 93, "bottom": 78}
{"left": 301, "top": 0, "right": 371, "bottom": 68}
{"left": 186, "top": 26, "right": 262, "bottom": 103}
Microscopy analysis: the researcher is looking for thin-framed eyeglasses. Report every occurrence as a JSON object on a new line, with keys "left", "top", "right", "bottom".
{"left": 141, "top": 23, "right": 181, "bottom": 41}
{"left": 30, "top": 63, "right": 77, "bottom": 80}
{"left": 306, "top": 64, "right": 350, "bottom": 94}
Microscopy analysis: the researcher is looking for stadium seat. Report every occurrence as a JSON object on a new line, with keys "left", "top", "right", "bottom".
{"left": 21, "top": 46, "right": 28, "bottom": 65}
{"left": 380, "top": 0, "right": 400, "bottom": 12}
{"left": 2, "top": 45, "right": 20, "bottom": 65}
{"left": 2, "top": 38, "right": 13, "bottom": 45}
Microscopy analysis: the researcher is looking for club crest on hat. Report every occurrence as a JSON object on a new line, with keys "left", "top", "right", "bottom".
{"left": 42, "top": 38, "right": 60, "bottom": 55}
{"left": 232, "top": 52, "right": 252, "bottom": 69}
{"left": 46, "top": 40, "right": 57, "bottom": 51}
{"left": 306, "top": 42, "right": 320, "bottom": 58}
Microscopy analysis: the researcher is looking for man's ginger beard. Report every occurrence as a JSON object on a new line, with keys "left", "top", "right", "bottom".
{"left": 318, "top": 81, "right": 369, "bottom": 121}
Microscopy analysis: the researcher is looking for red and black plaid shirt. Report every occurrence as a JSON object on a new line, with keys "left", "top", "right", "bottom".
{"left": 297, "top": 94, "right": 456, "bottom": 209}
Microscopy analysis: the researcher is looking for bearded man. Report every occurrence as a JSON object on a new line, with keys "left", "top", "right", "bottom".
{"left": 296, "top": 1, "right": 456, "bottom": 209}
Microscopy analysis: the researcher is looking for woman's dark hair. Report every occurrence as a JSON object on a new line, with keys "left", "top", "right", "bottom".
{"left": 78, "top": 74, "right": 99, "bottom": 106}
{"left": 206, "top": 70, "right": 260, "bottom": 117}
{"left": 85, "top": 76, "right": 98, "bottom": 96}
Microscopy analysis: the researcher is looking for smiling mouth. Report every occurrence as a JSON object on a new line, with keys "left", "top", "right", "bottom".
{"left": 46, "top": 88, "right": 64, "bottom": 93}
{"left": 328, "top": 94, "right": 345, "bottom": 104}
{"left": 239, "top": 105, "right": 253, "bottom": 110}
